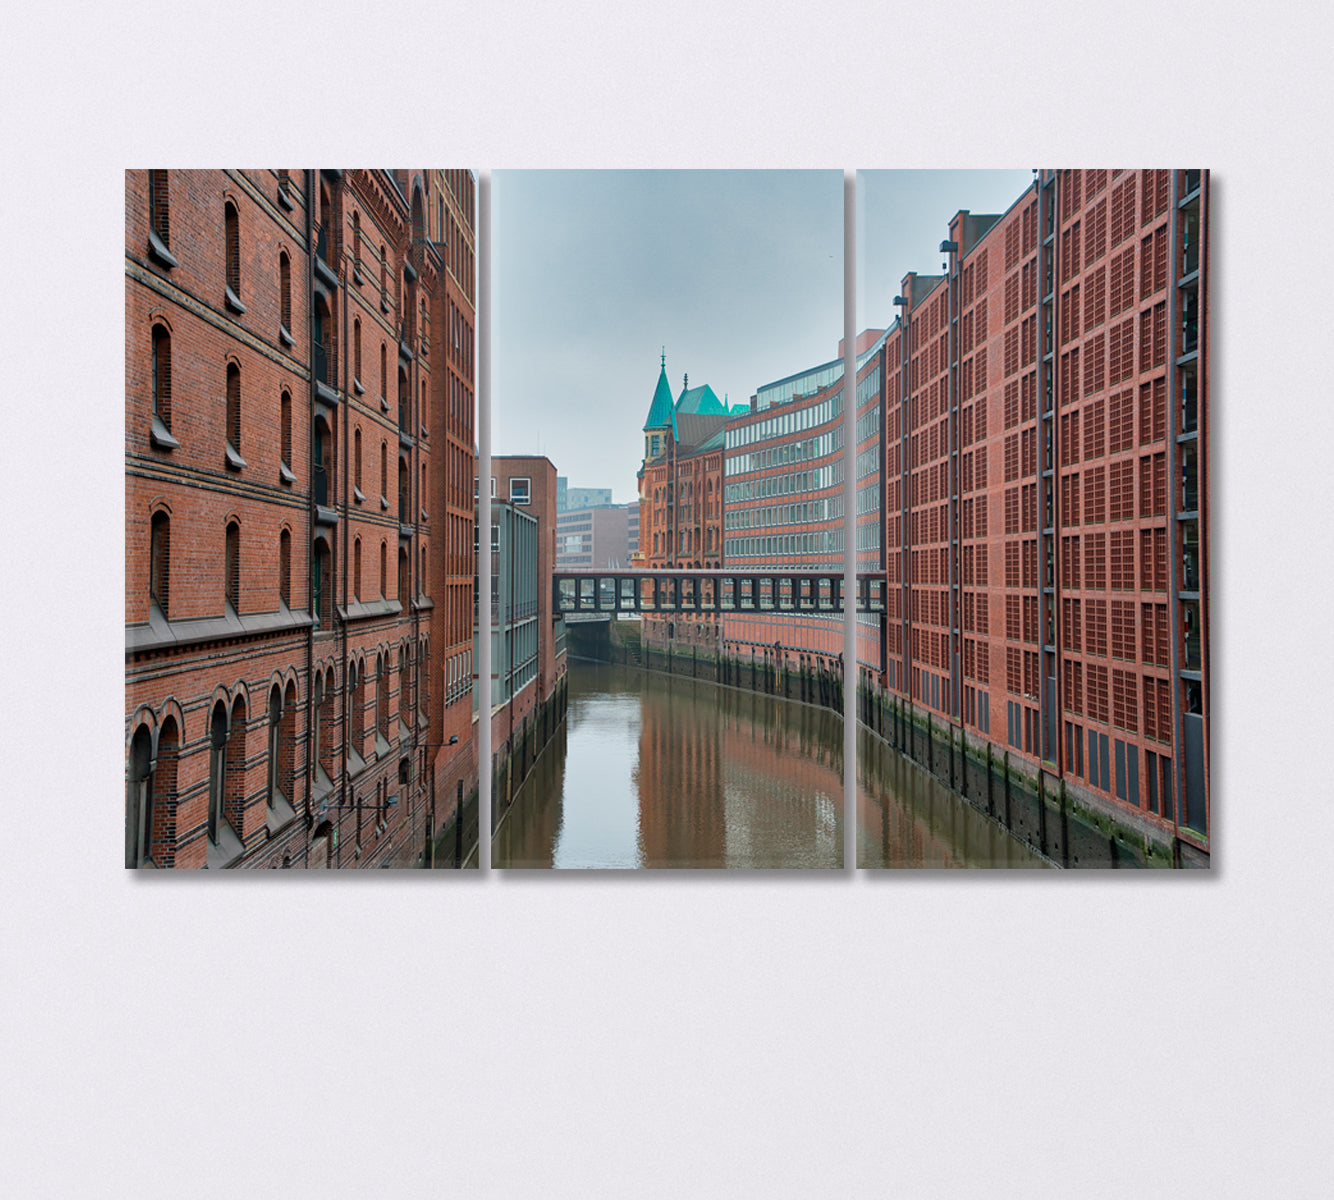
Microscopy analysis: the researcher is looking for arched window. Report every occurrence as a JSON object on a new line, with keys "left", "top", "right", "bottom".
{"left": 126, "top": 725, "right": 154, "bottom": 868}
{"left": 207, "top": 700, "right": 229, "bottom": 845}
{"left": 398, "top": 546, "right": 409, "bottom": 602}
{"left": 279, "top": 528, "right": 291, "bottom": 608}
{"left": 380, "top": 244, "right": 388, "bottom": 309}
{"left": 226, "top": 362, "right": 242, "bottom": 459}
{"left": 353, "top": 537, "right": 362, "bottom": 601}
{"left": 150, "top": 510, "right": 170, "bottom": 617}
{"left": 376, "top": 653, "right": 388, "bottom": 742}
{"left": 279, "top": 390, "right": 292, "bottom": 473}
{"left": 380, "top": 440, "right": 387, "bottom": 502}
{"left": 224, "top": 521, "right": 240, "bottom": 612}
{"left": 379, "top": 540, "right": 387, "bottom": 598}
{"left": 149, "top": 171, "right": 170, "bottom": 250}
{"left": 398, "top": 367, "right": 409, "bottom": 434}
{"left": 354, "top": 427, "right": 363, "bottom": 492}
{"left": 349, "top": 659, "right": 365, "bottom": 756}
{"left": 279, "top": 251, "right": 291, "bottom": 336}
{"left": 354, "top": 318, "right": 362, "bottom": 384}
{"left": 380, "top": 343, "right": 387, "bottom": 402}
{"left": 224, "top": 201, "right": 241, "bottom": 303}
{"left": 266, "top": 685, "right": 283, "bottom": 810}
{"left": 399, "top": 456, "right": 409, "bottom": 523}
{"left": 151, "top": 324, "right": 172, "bottom": 433}
{"left": 352, "top": 210, "right": 362, "bottom": 275}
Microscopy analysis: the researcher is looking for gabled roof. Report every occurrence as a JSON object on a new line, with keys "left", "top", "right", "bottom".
{"left": 676, "top": 383, "right": 726, "bottom": 417}
{"left": 643, "top": 362, "right": 675, "bottom": 431}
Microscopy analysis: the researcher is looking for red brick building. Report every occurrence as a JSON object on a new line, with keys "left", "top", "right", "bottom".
{"left": 637, "top": 357, "right": 727, "bottom": 649}
{"left": 859, "top": 169, "right": 1211, "bottom": 861}
{"left": 125, "top": 169, "right": 477, "bottom": 869}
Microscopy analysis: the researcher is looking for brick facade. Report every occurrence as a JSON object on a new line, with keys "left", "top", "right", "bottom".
{"left": 125, "top": 169, "right": 477, "bottom": 869}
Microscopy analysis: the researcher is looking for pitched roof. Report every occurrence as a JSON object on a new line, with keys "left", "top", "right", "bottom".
{"left": 674, "top": 411, "right": 727, "bottom": 451}
{"left": 643, "top": 363, "right": 675, "bottom": 431}
{"left": 676, "top": 383, "right": 726, "bottom": 417}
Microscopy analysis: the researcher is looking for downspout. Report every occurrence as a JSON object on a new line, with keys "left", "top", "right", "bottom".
{"left": 340, "top": 187, "right": 350, "bottom": 825}
{"left": 303, "top": 169, "right": 316, "bottom": 833}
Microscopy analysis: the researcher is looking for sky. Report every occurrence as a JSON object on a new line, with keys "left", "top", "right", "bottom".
{"left": 492, "top": 170, "right": 843, "bottom": 504}
{"left": 857, "top": 169, "right": 1035, "bottom": 333}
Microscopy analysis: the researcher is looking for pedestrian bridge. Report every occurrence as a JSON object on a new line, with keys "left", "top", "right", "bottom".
{"left": 553, "top": 569, "right": 887, "bottom": 616}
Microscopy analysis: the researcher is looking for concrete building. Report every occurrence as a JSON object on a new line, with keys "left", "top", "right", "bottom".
{"left": 484, "top": 457, "right": 568, "bottom": 811}
{"left": 856, "top": 168, "right": 1211, "bottom": 861}
{"left": 125, "top": 169, "right": 477, "bottom": 869}
{"left": 556, "top": 503, "right": 634, "bottom": 571}
{"left": 556, "top": 477, "right": 613, "bottom": 513}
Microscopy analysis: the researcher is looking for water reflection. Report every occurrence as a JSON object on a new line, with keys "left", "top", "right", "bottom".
{"left": 856, "top": 727, "right": 1051, "bottom": 869}
{"left": 494, "top": 662, "right": 844, "bottom": 869}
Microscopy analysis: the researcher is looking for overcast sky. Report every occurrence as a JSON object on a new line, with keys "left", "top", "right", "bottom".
{"left": 492, "top": 170, "right": 843, "bottom": 503}
{"left": 857, "top": 170, "right": 1036, "bottom": 332}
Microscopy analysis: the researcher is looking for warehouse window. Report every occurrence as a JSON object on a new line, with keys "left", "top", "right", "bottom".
{"left": 224, "top": 201, "right": 243, "bottom": 311}
{"left": 509, "top": 477, "right": 531, "bottom": 505}
{"left": 224, "top": 521, "right": 240, "bottom": 613}
{"left": 147, "top": 171, "right": 176, "bottom": 267}
{"left": 207, "top": 701, "right": 229, "bottom": 845}
{"left": 224, "top": 363, "right": 245, "bottom": 470}
{"left": 279, "top": 528, "right": 291, "bottom": 609}
{"left": 150, "top": 510, "right": 170, "bottom": 617}
{"left": 150, "top": 324, "right": 178, "bottom": 448}
{"left": 279, "top": 251, "right": 292, "bottom": 339}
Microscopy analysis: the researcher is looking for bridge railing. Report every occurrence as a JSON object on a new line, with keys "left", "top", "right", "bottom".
{"left": 553, "top": 570, "right": 890, "bottom": 615}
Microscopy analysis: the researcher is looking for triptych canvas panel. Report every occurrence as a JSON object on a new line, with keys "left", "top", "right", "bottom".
{"left": 124, "top": 168, "right": 1210, "bottom": 871}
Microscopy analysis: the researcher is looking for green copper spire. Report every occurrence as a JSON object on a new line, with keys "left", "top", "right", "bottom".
{"left": 643, "top": 351, "right": 675, "bottom": 431}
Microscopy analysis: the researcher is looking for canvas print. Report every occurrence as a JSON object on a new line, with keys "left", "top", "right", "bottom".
{"left": 855, "top": 169, "right": 1211, "bottom": 868}
{"left": 489, "top": 169, "right": 847, "bottom": 868}
{"left": 125, "top": 169, "right": 479, "bottom": 868}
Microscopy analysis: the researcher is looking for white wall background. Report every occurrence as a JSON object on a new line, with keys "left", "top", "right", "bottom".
{"left": 3, "top": 2, "right": 1332, "bottom": 1196}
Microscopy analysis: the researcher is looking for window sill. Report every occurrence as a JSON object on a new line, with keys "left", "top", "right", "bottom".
{"left": 314, "top": 505, "right": 340, "bottom": 527}
{"left": 225, "top": 443, "right": 247, "bottom": 471}
{"left": 314, "top": 256, "right": 340, "bottom": 291}
{"left": 353, "top": 266, "right": 364, "bottom": 285}
{"left": 147, "top": 231, "right": 178, "bottom": 269}
{"left": 375, "top": 733, "right": 392, "bottom": 759}
{"left": 127, "top": 603, "right": 313, "bottom": 655}
{"left": 279, "top": 324, "right": 295, "bottom": 348}
{"left": 225, "top": 285, "right": 246, "bottom": 315}
{"left": 340, "top": 596, "right": 403, "bottom": 623}
{"left": 420, "top": 508, "right": 428, "bottom": 523}
{"left": 347, "top": 744, "right": 368, "bottom": 778}
{"left": 280, "top": 462, "right": 297, "bottom": 485}
{"left": 404, "top": 259, "right": 418, "bottom": 284}
{"left": 278, "top": 187, "right": 295, "bottom": 211}
{"left": 381, "top": 297, "right": 390, "bottom": 314}
{"left": 353, "top": 486, "right": 365, "bottom": 504}
{"left": 205, "top": 821, "right": 245, "bottom": 869}
{"left": 381, "top": 495, "right": 389, "bottom": 511}
{"left": 265, "top": 791, "right": 299, "bottom": 837}
{"left": 379, "top": 395, "right": 390, "bottom": 414}
{"left": 150, "top": 416, "right": 180, "bottom": 450}
{"left": 353, "top": 377, "right": 365, "bottom": 396}
{"left": 399, "top": 340, "right": 414, "bottom": 363}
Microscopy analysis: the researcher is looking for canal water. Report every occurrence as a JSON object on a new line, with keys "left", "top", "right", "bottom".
{"left": 493, "top": 661, "right": 844, "bottom": 868}
{"left": 493, "top": 660, "right": 1050, "bottom": 870}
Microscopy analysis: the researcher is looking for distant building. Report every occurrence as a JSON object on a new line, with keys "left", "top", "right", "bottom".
{"left": 636, "top": 355, "right": 726, "bottom": 649}
{"left": 556, "top": 502, "right": 634, "bottom": 571}
{"left": 556, "top": 476, "right": 613, "bottom": 514}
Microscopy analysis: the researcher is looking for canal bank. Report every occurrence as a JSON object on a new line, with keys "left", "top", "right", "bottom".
{"left": 856, "top": 678, "right": 1197, "bottom": 868}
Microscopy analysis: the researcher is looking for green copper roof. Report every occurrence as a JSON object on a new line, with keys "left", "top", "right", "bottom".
{"left": 676, "top": 383, "right": 726, "bottom": 417}
{"left": 643, "top": 359, "right": 675, "bottom": 431}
